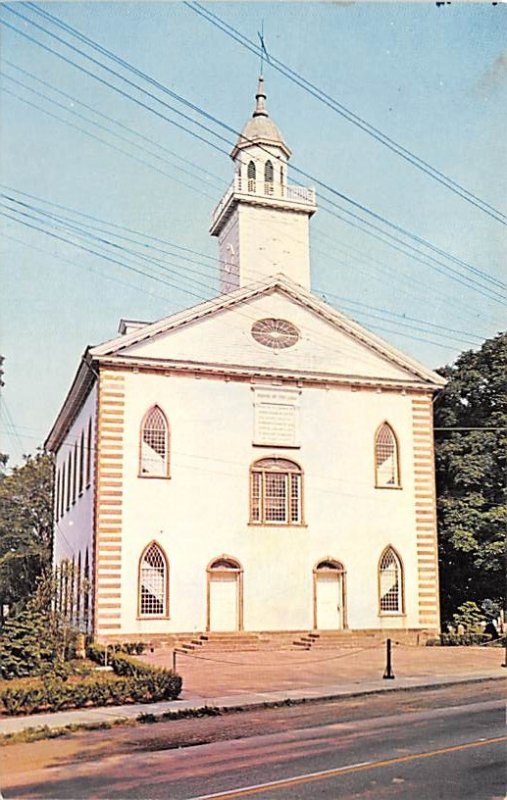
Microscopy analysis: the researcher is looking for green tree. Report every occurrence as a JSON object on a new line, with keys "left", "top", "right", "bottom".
{"left": 434, "top": 332, "right": 506, "bottom": 624}
{"left": 0, "top": 452, "right": 54, "bottom": 620}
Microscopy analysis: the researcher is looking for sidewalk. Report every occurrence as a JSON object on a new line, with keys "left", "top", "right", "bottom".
{"left": 0, "top": 644, "right": 505, "bottom": 738}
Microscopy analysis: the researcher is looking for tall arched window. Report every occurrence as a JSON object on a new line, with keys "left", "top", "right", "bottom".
{"left": 375, "top": 423, "right": 400, "bottom": 488}
{"left": 60, "top": 464, "right": 65, "bottom": 518}
{"left": 247, "top": 160, "right": 256, "bottom": 192}
{"left": 66, "top": 453, "right": 72, "bottom": 511}
{"left": 86, "top": 418, "right": 92, "bottom": 489}
{"left": 72, "top": 442, "right": 78, "bottom": 504}
{"left": 379, "top": 547, "right": 404, "bottom": 614}
{"left": 250, "top": 458, "right": 303, "bottom": 525}
{"left": 264, "top": 160, "right": 274, "bottom": 194}
{"left": 78, "top": 430, "right": 84, "bottom": 496}
{"left": 139, "top": 542, "right": 168, "bottom": 617}
{"left": 139, "top": 406, "right": 169, "bottom": 477}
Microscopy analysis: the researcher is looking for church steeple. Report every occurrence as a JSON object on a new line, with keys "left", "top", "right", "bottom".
{"left": 210, "top": 77, "right": 316, "bottom": 294}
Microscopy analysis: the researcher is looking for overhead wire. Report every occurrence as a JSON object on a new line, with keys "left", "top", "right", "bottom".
{"left": 1, "top": 182, "right": 490, "bottom": 346}
{"left": 1, "top": 85, "right": 218, "bottom": 203}
{"left": 1, "top": 197, "right": 471, "bottom": 353}
{"left": 1, "top": 4, "right": 505, "bottom": 303}
{"left": 3, "top": 59, "right": 224, "bottom": 188}
{"left": 186, "top": 1, "right": 507, "bottom": 226}
{"left": 2, "top": 182, "right": 495, "bottom": 333}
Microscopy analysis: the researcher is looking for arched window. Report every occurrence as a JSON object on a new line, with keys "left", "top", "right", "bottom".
{"left": 86, "top": 418, "right": 92, "bottom": 489}
{"left": 250, "top": 458, "right": 303, "bottom": 525}
{"left": 375, "top": 423, "right": 400, "bottom": 487}
{"left": 60, "top": 464, "right": 65, "bottom": 518}
{"left": 247, "top": 160, "right": 256, "bottom": 192}
{"left": 55, "top": 468, "right": 61, "bottom": 522}
{"left": 139, "top": 406, "right": 169, "bottom": 477}
{"left": 139, "top": 542, "right": 168, "bottom": 617}
{"left": 379, "top": 547, "right": 404, "bottom": 614}
{"left": 66, "top": 453, "right": 72, "bottom": 511}
{"left": 78, "top": 430, "right": 84, "bottom": 496}
{"left": 264, "top": 160, "right": 274, "bottom": 194}
{"left": 72, "top": 442, "right": 78, "bottom": 504}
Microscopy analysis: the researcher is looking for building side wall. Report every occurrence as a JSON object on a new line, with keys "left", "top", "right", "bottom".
{"left": 218, "top": 213, "right": 240, "bottom": 294}
{"left": 99, "top": 368, "right": 438, "bottom": 636}
{"left": 53, "top": 385, "right": 97, "bottom": 567}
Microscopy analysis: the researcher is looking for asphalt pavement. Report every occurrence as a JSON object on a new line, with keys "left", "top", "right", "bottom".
{"left": 2, "top": 697, "right": 505, "bottom": 799}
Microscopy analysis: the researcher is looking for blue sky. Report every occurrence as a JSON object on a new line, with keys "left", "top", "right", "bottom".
{"left": 0, "top": 2, "right": 505, "bottom": 467}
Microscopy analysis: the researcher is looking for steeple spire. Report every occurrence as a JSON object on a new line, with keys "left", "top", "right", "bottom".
{"left": 253, "top": 76, "right": 268, "bottom": 118}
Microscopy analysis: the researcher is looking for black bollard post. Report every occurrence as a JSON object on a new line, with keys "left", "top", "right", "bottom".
{"left": 172, "top": 649, "right": 177, "bottom": 672}
{"left": 502, "top": 639, "right": 507, "bottom": 669}
{"left": 383, "top": 637, "right": 395, "bottom": 680}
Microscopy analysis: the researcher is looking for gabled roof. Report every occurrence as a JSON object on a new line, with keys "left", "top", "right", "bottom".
{"left": 89, "top": 273, "right": 446, "bottom": 388}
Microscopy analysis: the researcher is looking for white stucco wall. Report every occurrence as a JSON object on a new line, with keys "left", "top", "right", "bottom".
{"left": 237, "top": 205, "right": 311, "bottom": 288}
{"left": 53, "top": 385, "right": 97, "bottom": 569}
{"left": 115, "top": 370, "right": 422, "bottom": 634}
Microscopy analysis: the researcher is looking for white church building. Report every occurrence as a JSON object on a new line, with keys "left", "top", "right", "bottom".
{"left": 46, "top": 78, "right": 445, "bottom": 643}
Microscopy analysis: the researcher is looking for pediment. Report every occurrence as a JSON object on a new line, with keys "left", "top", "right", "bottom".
{"left": 90, "top": 277, "right": 445, "bottom": 387}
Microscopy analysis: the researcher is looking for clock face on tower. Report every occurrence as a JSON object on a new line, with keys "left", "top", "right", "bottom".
{"left": 251, "top": 318, "right": 300, "bottom": 349}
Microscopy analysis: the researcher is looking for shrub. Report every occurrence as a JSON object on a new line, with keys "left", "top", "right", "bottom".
{"left": 452, "top": 601, "right": 484, "bottom": 632}
{"left": 426, "top": 632, "right": 492, "bottom": 646}
{"left": 0, "top": 603, "right": 79, "bottom": 680}
{"left": 0, "top": 642, "right": 182, "bottom": 715}
{"left": 0, "top": 665, "right": 182, "bottom": 716}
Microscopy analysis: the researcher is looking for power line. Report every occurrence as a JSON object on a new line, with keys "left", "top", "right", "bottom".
{"left": 0, "top": 12, "right": 231, "bottom": 157}
{"left": 2, "top": 191, "right": 478, "bottom": 352}
{"left": 1, "top": 78, "right": 218, "bottom": 202}
{"left": 1, "top": 186, "right": 490, "bottom": 346}
{"left": 3, "top": 182, "right": 496, "bottom": 332}
{"left": 2, "top": 5, "right": 504, "bottom": 303}
{"left": 186, "top": 1, "right": 507, "bottom": 226}
{"left": 2, "top": 200, "right": 464, "bottom": 354}
{"left": 3, "top": 58, "right": 224, "bottom": 188}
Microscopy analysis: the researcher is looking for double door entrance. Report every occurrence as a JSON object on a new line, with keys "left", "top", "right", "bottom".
{"left": 206, "top": 558, "right": 346, "bottom": 632}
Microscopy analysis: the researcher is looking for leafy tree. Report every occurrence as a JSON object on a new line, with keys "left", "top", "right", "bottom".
{"left": 434, "top": 332, "right": 506, "bottom": 624}
{"left": 0, "top": 452, "right": 54, "bottom": 620}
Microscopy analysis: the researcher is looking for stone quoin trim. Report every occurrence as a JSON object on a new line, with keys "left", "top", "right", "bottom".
{"left": 411, "top": 396, "right": 440, "bottom": 628}
{"left": 93, "top": 370, "right": 125, "bottom": 635}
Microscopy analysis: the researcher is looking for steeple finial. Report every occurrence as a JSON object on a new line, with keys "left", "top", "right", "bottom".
{"left": 253, "top": 76, "right": 268, "bottom": 118}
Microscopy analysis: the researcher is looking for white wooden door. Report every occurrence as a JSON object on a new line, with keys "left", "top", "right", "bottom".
{"left": 316, "top": 573, "right": 342, "bottom": 630}
{"left": 209, "top": 574, "right": 238, "bottom": 631}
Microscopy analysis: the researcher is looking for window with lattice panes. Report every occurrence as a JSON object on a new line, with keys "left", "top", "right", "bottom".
{"left": 250, "top": 458, "right": 303, "bottom": 525}
{"left": 140, "top": 406, "right": 169, "bottom": 477}
{"left": 375, "top": 423, "right": 400, "bottom": 487}
{"left": 139, "top": 543, "right": 168, "bottom": 616}
{"left": 379, "top": 548, "right": 403, "bottom": 613}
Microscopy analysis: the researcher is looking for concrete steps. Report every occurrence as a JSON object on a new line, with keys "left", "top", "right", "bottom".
{"left": 291, "top": 631, "right": 385, "bottom": 650}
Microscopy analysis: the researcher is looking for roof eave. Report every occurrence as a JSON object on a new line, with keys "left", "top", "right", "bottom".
{"left": 44, "top": 350, "right": 97, "bottom": 453}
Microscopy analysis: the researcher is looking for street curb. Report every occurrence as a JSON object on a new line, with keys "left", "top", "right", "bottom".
{"left": 0, "top": 673, "right": 505, "bottom": 744}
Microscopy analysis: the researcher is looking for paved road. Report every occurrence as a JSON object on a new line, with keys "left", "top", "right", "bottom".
{"left": 2, "top": 693, "right": 505, "bottom": 799}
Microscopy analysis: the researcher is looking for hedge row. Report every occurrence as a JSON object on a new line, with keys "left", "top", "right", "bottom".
{"left": 0, "top": 646, "right": 181, "bottom": 716}
{"left": 426, "top": 632, "right": 493, "bottom": 646}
